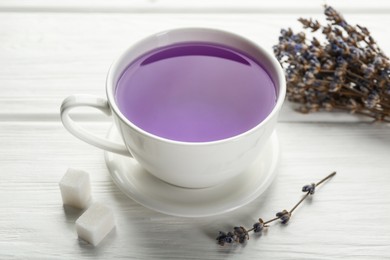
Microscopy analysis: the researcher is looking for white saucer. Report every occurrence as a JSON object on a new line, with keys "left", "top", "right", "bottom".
{"left": 104, "top": 126, "right": 279, "bottom": 217}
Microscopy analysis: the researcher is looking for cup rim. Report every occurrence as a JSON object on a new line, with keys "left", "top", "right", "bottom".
{"left": 106, "top": 27, "right": 286, "bottom": 146}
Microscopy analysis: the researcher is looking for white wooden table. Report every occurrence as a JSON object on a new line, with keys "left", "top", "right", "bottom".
{"left": 1, "top": 0, "right": 390, "bottom": 259}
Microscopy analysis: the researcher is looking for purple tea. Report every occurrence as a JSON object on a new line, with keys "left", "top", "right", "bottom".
{"left": 115, "top": 42, "right": 276, "bottom": 142}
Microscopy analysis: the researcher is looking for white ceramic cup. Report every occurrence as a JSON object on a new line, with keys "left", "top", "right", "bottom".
{"left": 60, "top": 28, "right": 286, "bottom": 188}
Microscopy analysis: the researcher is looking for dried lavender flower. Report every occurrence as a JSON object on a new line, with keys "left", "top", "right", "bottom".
{"left": 276, "top": 210, "right": 291, "bottom": 224}
{"left": 302, "top": 183, "right": 316, "bottom": 194}
{"left": 252, "top": 219, "right": 265, "bottom": 233}
{"left": 216, "top": 172, "right": 336, "bottom": 246}
{"left": 234, "top": 226, "right": 249, "bottom": 243}
{"left": 216, "top": 231, "right": 236, "bottom": 246}
{"left": 273, "top": 5, "right": 390, "bottom": 122}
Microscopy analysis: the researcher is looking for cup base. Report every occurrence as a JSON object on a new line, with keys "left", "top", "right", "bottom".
{"left": 104, "top": 125, "right": 280, "bottom": 217}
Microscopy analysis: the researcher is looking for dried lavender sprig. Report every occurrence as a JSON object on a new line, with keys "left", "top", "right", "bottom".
{"left": 216, "top": 171, "right": 336, "bottom": 246}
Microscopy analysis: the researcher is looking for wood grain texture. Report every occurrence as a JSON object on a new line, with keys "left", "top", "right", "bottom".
{"left": 0, "top": 122, "right": 389, "bottom": 259}
{"left": 0, "top": 12, "right": 389, "bottom": 122}
{"left": 0, "top": 0, "right": 389, "bottom": 13}
{"left": 1, "top": 1, "right": 390, "bottom": 259}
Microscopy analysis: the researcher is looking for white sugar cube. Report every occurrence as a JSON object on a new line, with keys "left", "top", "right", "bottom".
{"left": 59, "top": 168, "right": 91, "bottom": 209}
{"left": 76, "top": 202, "right": 115, "bottom": 246}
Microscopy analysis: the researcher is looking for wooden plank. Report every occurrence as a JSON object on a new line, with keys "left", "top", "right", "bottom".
{"left": 0, "top": 121, "right": 389, "bottom": 258}
{"left": 0, "top": 13, "right": 389, "bottom": 122}
{"left": 0, "top": 98, "right": 374, "bottom": 123}
{"left": 0, "top": 0, "right": 389, "bottom": 13}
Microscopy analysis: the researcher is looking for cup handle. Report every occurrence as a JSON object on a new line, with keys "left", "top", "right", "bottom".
{"left": 60, "top": 94, "right": 132, "bottom": 157}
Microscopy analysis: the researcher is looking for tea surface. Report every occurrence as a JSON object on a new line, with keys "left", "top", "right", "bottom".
{"left": 116, "top": 42, "right": 276, "bottom": 142}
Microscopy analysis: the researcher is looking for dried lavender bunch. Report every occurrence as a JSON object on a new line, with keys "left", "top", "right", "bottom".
{"left": 273, "top": 5, "right": 390, "bottom": 122}
{"left": 216, "top": 171, "right": 336, "bottom": 246}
